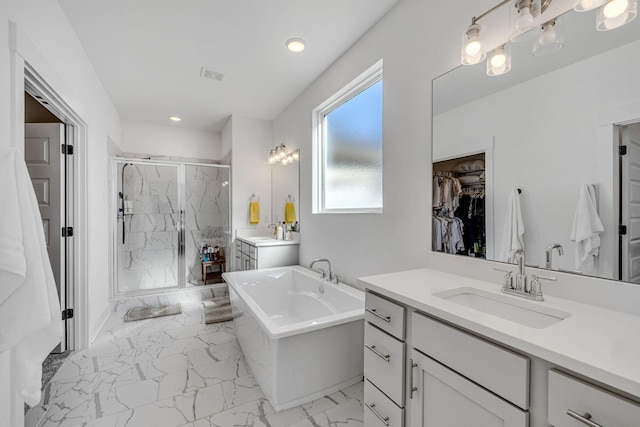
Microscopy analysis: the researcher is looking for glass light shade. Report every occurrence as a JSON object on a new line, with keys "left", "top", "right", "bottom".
{"left": 534, "top": 18, "right": 565, "bottom": 56}
{"left": 461, "top": 24, "right": 486, "bottom": 65}
{"left": 293, "top": 150, "right": 300, "bottom": 161}
{"left": 286, "top": 154, "right": 294, "bottom": 163}
{"left": 278, "top": 145, "right": 286, "bottom": 159}
{"left": 574, "top": 0, "right": 609, "bottom": 11}
{"left": 596, "top": 0, "right": 637, "bottom": 30}
{"left": 510, "top": 0, "right": 542, "bottom": 42}
{"left": 487, "top": 44, "right": 512, "bottom": 76}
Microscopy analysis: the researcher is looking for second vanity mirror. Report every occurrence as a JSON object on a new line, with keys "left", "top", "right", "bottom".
{"left": 432, "top": 8, "right": 640, "bottom": 283}
{"left": 271, "top": 153, "right": 300, "bottom": 231}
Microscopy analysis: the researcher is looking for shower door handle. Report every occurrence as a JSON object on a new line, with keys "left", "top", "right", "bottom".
{"left": 178, "top": 210, "right": 185, "bottom": 257}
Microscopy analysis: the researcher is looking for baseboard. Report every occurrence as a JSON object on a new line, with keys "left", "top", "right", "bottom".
{"left": 89, "top": 304, "right": 111, "bottom": 344}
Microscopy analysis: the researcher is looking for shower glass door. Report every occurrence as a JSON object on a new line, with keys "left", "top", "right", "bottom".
{"left": 184, "top": 165, "right": 230, "bottom": 286}
{"left": 116, "top": 162, "right": 180, "bottom": 293}
{"left": 112, "top": 159, "right": 231, "bottom": 296}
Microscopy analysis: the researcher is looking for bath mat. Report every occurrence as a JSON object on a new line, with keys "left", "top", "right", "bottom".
{"left": 124, "top": 304, "right": 182, "bottom": 322}
{"left": 203, "top": 298, "right": 239, "bottom": 324}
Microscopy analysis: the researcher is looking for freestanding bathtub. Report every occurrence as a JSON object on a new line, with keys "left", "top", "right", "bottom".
{"left": 222, "top": 265, "right": 365, "bottom": 411}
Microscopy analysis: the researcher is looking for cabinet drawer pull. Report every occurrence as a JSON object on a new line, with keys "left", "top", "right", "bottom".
{"left": 365, "top": 402, "right": 390, "bottom": 426}
{"left": 409, "top": 358, "right": 418, "bottom": 399}
{"left": 366, "top": 308, "right": 391, "bottom": 322}
{"left": 365, "top": 344, "right": 390, "bottom": 362}
{"left": 567, "top": 410, "right": 603, "bottom": 427}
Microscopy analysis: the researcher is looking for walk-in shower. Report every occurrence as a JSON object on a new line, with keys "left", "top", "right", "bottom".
{"left": 111, "top": 158, "right": 230, "bottom": 296}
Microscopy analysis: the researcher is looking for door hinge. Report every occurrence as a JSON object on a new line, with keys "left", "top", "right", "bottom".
{"left": 62, "top": 308, "right": 74, "bottom": 320}
{"left": 62, "top": 226, "right": 74, "bottom": 237}
{"left": 620, "top": 225, "right": 628, "bottom": 235}
{"left": 61, "top": 144, "right": 74, "bottom": 155}
{"left": 620, "top": 145, "right": 627, "bottom": 155}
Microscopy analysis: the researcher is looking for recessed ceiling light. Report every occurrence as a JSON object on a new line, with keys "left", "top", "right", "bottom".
{"left": 169, "top": 116, "right": 182, "bottom": 122}
{"left": 286, "top": 38, "right": 306, "bottom": 53}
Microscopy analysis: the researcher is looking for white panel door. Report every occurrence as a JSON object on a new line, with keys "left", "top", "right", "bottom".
{"left": 410, "top": 350, "right": 528, "bottom": 427}
{"left": 621, "top": 123, "right": 640, "bottom": 283}
{"left": 25, "top": 123, "right": 66, "bottom": 351}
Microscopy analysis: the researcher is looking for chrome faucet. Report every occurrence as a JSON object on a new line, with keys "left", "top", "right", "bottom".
{"left": 508, "top": 249, "right": 527, "bottom": 292}
{"left": 310, "top": 258, "right": 332, "bottom": 281}
{"left": 545, "top": 244, "right": 564, "bottom": 269}
{"left": 499, "top": 249, "right": 557, "bottom": 301}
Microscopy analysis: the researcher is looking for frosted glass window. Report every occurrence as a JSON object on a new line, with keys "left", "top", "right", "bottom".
{"left": 314, "top": 62, "right": 383, "bottom": 214}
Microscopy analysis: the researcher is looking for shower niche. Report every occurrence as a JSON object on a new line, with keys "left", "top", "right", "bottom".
{"left": 111, "top": 159, "right": 230, "bottom": 296}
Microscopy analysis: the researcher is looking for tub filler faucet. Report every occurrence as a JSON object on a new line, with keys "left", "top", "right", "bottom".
{"left": 310, "top": 258, "right": 332, "bottom": 281}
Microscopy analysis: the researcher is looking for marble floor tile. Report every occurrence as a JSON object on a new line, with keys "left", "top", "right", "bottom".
{"left": 29, "top": 299, "right": 365, "bottom": 427}
{"left": 221, "top": 374, "right": 265, "bottom": 408}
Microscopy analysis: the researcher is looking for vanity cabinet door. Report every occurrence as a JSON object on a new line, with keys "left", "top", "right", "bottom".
{"left": 410, "top": 349, "right": 528, "bottom": 427}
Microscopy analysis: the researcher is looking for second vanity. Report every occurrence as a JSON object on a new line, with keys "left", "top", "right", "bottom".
{"left": 358, "top": 267, "right": 640, "bottom": 427}
{"left": 235, "top": 235, "right": 299, "bottom": 271}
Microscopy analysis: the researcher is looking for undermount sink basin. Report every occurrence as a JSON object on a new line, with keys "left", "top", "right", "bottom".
{"left": 434, "top": 287, "right": 571, "bottom": 329}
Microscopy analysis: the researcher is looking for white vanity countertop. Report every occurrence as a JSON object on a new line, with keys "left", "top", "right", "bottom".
{"left": 358, "top": 268, "right": 640, "bottom": 399}
{"left": 237, "top": 235, "right": 299, "bottom": 247}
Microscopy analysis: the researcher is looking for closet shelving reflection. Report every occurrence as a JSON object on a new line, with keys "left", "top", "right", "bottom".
{"left": 433, "top": 155, "right": 486, "bottom": 258}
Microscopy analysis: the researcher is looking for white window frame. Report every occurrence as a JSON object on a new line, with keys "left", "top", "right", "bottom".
{"left": 312, "top": 59, "right": 383, "bottom": 214}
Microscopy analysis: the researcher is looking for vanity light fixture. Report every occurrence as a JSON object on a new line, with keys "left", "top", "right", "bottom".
{"left": 487, "top": 44, "right": 512, "bottom": 76}
{"left": 534, "top": 17, "right": 564, "bottom": 56}
{"left": 596, "top": 0, "right": 637, "bottom": 30}
{"left": 510, "top": 0, "right": 542, "bottom": 42}
{"left": 461, "top": 22, "right": 486, "bottom": 65}
{"left": 286, "top": 38, "right": 306, "bottom": 53}
{"left": 460, "top": 0, "right": 636, "bottom": 75}
{"left": 269, "top": 143, "right": 300, "bottom": 165}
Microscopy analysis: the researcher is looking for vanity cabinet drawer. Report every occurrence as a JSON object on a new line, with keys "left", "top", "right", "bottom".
{"left": 412, "top": 312, "right": 529, "bottom": 410}
{"left": 365, "top": 292, "right": 406, "bottom": 340}
{"left": 247, "top": 244, "right": 257, "bottom": 258}
{"left": 548, "top": 370, "right": 640, "bottom": 427}
{"left": 365, "top": 379, "right": 404, "bottom": 427}
{"left": 365, "top": 323, "right": 406, "bottom": 407}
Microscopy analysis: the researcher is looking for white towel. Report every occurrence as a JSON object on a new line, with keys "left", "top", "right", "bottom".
{"left": 570, "top": 184, "right": 604, "bottom": 275}
{"left": 499, "top": 189, "right": 525, "bottom": 262}
{"left": 0, "top": 148, "right": 62, "bottom": 405}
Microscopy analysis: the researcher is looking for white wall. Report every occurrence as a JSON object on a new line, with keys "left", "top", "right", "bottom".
{"left": 221, "top": 117, "right": 232, "bottom": 159}
{"left": 227, "top": 116, "right": 273, "bottom": 249}
{"left": 271, "top": 0, "right": 486, "bottom": 287}
{"left": 434, "top": 41, "right": 640, "bottom": 278}
{"left": 121, "top": 120, "right": 222, "bottom": 160}
{"left": 1, "top": 0, "right": 122, "bottom": 424}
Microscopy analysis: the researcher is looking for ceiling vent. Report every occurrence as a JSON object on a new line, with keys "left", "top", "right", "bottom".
{"left": 200, "top": 67, "right": 226, "bottom": 82}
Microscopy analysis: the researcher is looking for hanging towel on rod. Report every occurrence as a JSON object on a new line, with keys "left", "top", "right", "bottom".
{"left": 499, "top": 188, "right": 525, "bottom": 262}
{"left": 570, "top": 184, "right": 604, "bottom": 275}
{"left": 285, "top": 195, "right": 296, "bottom": 224}
{"left": 0, "top": 148, "right": 62, "bottom": 405}
{"left": 249, "top": 194, "right": 260, "bottom": 225}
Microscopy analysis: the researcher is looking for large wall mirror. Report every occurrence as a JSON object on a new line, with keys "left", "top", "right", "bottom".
{"left": 432, "top": 9, "right": 640, "bottom": 283}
